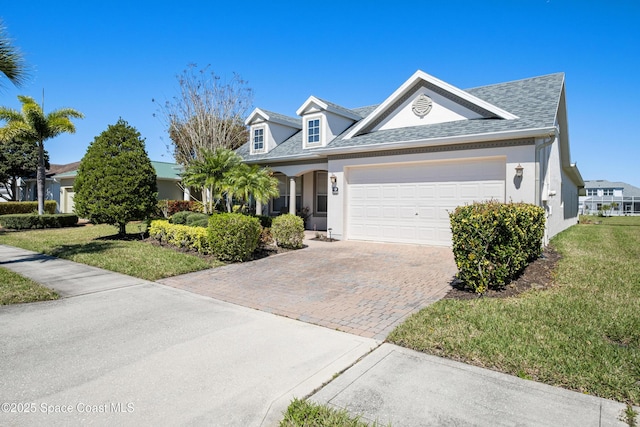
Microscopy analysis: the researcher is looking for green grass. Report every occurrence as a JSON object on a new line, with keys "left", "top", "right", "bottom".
{"left": 388, "top": 216, "right": 640, "bottom": 405}
{"left": 0, "top": 223, "right": 223, "bottom": 281}
{"left": 0, "top": 267, "right": 58, "bottom": 305}
{"left": 280, "top": 398, "right": 388, "bottom": 427}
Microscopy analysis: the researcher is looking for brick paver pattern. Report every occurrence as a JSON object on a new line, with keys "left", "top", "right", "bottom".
{"left": 158, "top": 238, "right": 457, "bottom": 341}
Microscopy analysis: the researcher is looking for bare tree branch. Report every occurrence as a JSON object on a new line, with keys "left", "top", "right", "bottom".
{"left": 155, "top": 65, "right": 253, "bottom": 166}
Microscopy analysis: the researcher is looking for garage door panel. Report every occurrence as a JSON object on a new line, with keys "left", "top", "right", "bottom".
{"left": 347, "top": 159, "right": 506, "bottom": 246}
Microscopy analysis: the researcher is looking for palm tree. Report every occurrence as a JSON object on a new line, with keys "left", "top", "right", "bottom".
{"left": 181, "top": 147, "right": 241, "bottom": 213}
{"left": 0, "top": 21, "right": 28, "bottom": 88}
{"left": 0, "top": 96, "right": 83, "bottom": 214}
{"left": 227, "top": 164, "right": 279, "bottom": 213}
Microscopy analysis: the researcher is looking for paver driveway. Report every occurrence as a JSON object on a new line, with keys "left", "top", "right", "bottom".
{"left": 159, "top": 238, "right": 457, "bottom": 340}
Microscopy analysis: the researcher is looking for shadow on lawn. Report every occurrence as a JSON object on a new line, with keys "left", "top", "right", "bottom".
{"left": 49, "top": 241, "right": 116, "bottom": 258}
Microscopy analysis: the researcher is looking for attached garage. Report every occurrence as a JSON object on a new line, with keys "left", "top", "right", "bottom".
{"left": 346, "top": 157, "right": 506, "bottom": 246}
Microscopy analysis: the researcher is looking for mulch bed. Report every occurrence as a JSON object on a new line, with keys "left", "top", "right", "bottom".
{"left": 443, "top": 247, "right": 561, "bottom": 300}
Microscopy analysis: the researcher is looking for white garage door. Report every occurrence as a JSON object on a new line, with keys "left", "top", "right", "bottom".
{"left": 347, "top": 158, "right": 506, "bottom": 246}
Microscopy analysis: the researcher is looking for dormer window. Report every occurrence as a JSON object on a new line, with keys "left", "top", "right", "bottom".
{"left": 307, "top": 119, "right": 320, "bottom": 144}
{"left": 253, "top": 127, "right": 265, "bottom": 152}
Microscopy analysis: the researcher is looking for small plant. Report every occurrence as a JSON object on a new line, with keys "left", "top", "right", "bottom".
{"left": 621, "top": 404, "right": 638, "bottom": 427}
{"left": 208, "top": 213, "right": 261, "bottom": 262}
{"left": 260, "top": 227, "right": 273, "bottom": 246}
{"left": 272, "top": 214, "right": 305, "bottom": 249}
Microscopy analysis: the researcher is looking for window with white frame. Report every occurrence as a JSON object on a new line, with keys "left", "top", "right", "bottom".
{"left": 602, "top": 188, "right": 614, "bottom": 196}
{"left": 587, "top": 189, "right": 598, "bottom": 196}
{"left": 307, "top": 119, "right": 320, "bottom": 144}
{"left": 314, "top": 171, "right": 327, "bottom": 215}
{"left": 253, "top": 128, "right": 264, "bottom": 152}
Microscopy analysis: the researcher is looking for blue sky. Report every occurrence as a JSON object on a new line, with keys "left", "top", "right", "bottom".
{"left": 1, "top": 1, "right": 639, "bottom": 186}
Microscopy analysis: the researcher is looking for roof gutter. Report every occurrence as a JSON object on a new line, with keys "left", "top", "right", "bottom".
{"left": 241, "top": 126, "right": 557, "bottom": 165}
{"left": 321, "top": 126, "right": 556, "bottom": 156}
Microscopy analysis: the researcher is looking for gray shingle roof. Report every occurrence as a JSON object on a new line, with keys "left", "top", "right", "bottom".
{"left": 584, "top": 180, "right": 640, "bottom": 197}
{"left": 238, "top": 73, "right": 565, "bottom": 162}
{"left": 259, "top": 109, "right": 301, "bottom": 128}
{"left": 314, "top": 97, "right": 365, "bottom": 119}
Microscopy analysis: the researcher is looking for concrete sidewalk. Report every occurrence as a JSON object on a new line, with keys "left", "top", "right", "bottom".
{"left": 0, "top": 245, "right": 377, "bottom": 426}
{"left": 311, "top": 344, "right": 637, "bottom": 427}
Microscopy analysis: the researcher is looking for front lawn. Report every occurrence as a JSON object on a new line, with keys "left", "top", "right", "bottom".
{"left": 0, "top": 267, "right": 58, "bottom": 305}
{"left": 388, "top": 216, "right": 640, "bottom": 405}
{"left": 0, "top": 223, "right": 223, "bottom": 281}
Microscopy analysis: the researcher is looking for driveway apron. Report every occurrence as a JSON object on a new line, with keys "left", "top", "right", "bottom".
{"left": 158, "top": 239, "right": 457, "bottom": 340}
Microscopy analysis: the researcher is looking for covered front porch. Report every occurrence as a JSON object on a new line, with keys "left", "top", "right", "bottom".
{"left": 256, "top": 162, "right": 329, "bottom": 231}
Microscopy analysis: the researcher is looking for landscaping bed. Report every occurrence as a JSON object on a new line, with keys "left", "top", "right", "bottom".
{"left": 444, "top": 246, "right": 561, "bottom": 300}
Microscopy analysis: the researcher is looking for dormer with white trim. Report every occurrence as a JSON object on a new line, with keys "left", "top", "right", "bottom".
{"left": 296, "top": 96, "right": 361, "bottom": 149}
{"left": 343, "top": 70, "right": 518, "bottom": 139}
{"left": 245, "top": 108, "right": 301, "bottom": 155}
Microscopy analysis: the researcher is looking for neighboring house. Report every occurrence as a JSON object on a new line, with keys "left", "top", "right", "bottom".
{"left": 21, "top": 161, "right": 186, "bottom": 213}
{"left": 579, "top": 180, "right": 640, "bottom": 215}
{"left": 237, "top": 70, "right": 584, "bottom": 246}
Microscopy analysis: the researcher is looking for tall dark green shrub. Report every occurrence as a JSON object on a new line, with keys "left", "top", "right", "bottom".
{"left": 208, "top": 213, "right": 260, "bottom": 262}
{"left": 73, "top": 119, "right": 157, "bottom": 236}
{"left": 449, "top": 201, "right": 545, "bottom": 294}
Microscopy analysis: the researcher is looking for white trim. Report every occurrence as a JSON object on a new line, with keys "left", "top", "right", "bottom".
{"left": 245, "top": 108, "right": 301, "bottom": 129}
{"left": 303, "top": 114, "right": 323, "bottom": 148}
{"left": 296, "top": 96, "right": 361, "bottom": 120}
{"left": 343, "top": 70, "right": 519, "bottom": 140}
{"left": 250, "top": 125, "right": 266, "bottom": 154}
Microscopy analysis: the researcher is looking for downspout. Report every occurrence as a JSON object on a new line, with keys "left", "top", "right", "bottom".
{"left": 535, "top": 126, "right": 559, "bottom": 245}
{"left": 534, "top": 126, "right": 559, "bottom": 205}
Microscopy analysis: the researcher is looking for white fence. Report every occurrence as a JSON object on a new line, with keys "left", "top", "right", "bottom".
{"left": 580, "top": 196, "right": 640, "bottom": 216}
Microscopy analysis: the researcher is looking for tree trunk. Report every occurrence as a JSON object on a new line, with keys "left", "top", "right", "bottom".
{"left": 37, "top": 141, "right": 45, "bottom": 215}
{"left": 11, "top": 176, "right": 18, "bottom": 201}
{"left": 119, "top": 223, "right": 126, "bottom": 236}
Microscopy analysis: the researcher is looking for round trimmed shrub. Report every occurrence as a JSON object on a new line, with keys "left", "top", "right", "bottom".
{"left": 169, "top": 211, "right": 192, "bottom": 225}
{"left": 186, "top": 213, "right": 209, "bottom": 226}
{"left": 271, "top": 214, "right": 305, "bottom": 249}
{"left": 208, "top": 213, "right": 261, "bottom": 262}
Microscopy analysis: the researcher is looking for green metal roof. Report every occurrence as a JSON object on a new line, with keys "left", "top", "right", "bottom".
{"left": 51, "top": 161, "right": 182, "bottom": 180}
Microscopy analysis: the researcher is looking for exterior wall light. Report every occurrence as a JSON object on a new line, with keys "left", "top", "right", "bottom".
{"left": 330, "top": 174, "right": 338, "bottom": 194}
{"left": 515, "top": 164, "right": 524, "bottom": 178}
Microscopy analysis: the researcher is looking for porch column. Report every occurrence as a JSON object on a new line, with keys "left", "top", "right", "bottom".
{"left": 289, "top": 177, "right": 296, "bottom": 215}
{"left": 255, "top": 200, "right": 262, "bottom": 215}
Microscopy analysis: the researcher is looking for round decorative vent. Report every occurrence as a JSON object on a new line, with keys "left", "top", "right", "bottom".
{"left": 412, "top": 94, "right": 433, "bottom": 117}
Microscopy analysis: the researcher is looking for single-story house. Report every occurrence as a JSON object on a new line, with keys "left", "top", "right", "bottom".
{"left": 237, "top": 70, "right": 584, "bottom": 246}
{"left": 20, "top": 161, "right": 186, "bottom": 213}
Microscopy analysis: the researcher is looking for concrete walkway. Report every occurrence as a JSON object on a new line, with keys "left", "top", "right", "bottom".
{"left": 159, "top": 236, "right": 456, "bottom": 340}
{"left": 1, "top": 244, "right": 637, "bottom": 426}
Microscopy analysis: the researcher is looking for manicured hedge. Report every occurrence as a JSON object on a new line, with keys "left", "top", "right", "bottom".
{"left": 271, "top": 214, "right": 305, "bottom": 249}
{"left": 0, "top": 201, "right": 57, "bottom": 215}
{"left": 208, "top": 213, "right": 261, "bottom": 262}
{"left": 0, "top": 213, "right": 78, "bottom": 230}
{"left": 449, "top": 201, "right": 545, "bottom": 294}
{"left": 148, "top": 220, "right": 210, "bottom": 254}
